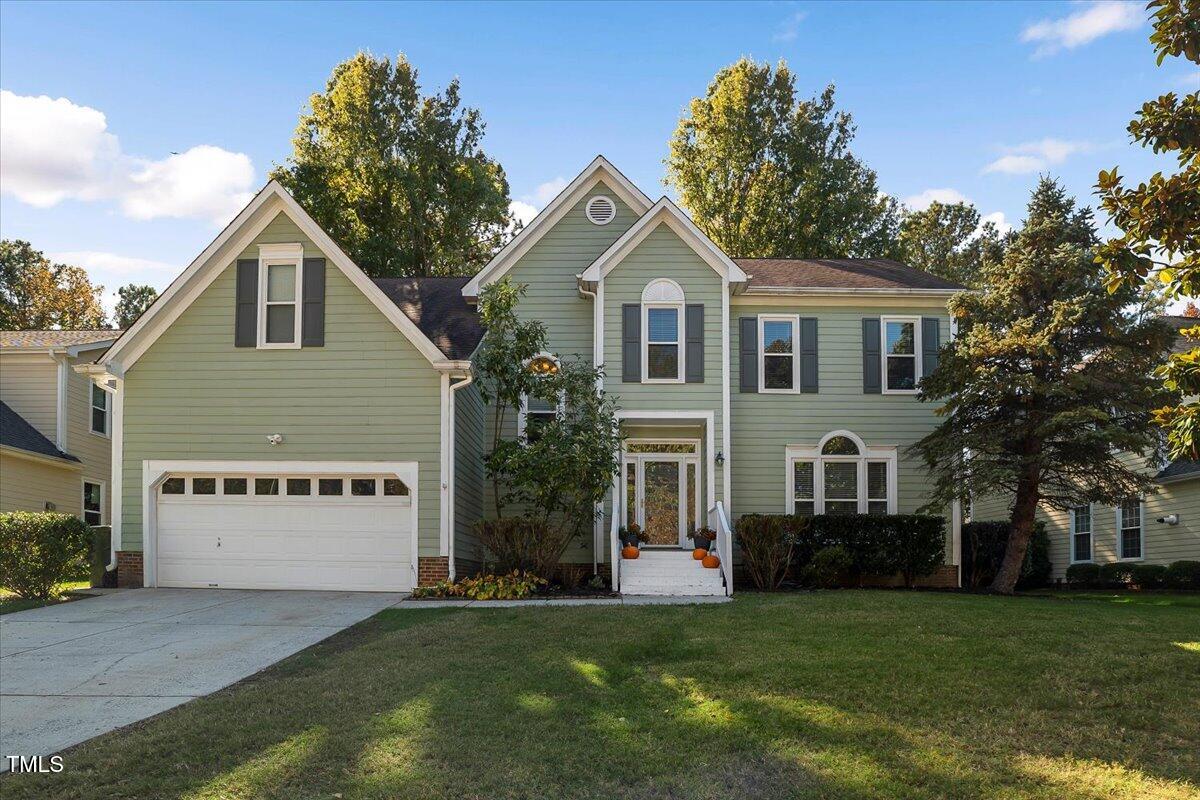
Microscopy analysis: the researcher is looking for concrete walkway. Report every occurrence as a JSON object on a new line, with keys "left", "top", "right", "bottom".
{"left": 0, "top": 588, "right": 404, "bottom": 763}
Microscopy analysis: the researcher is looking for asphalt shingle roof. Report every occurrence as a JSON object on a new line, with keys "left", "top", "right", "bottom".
{"left": 372, "top": 276, "right": 485, "bottom": 360}
{"left": 0, "top": 330, "right": 119, "bottom": 349}
{"left": 735, "top": 258, "right": 966, "bottom": 291}
{"left": 0, "top": 401, "right": 79, "bottom": 462}
{"left": 1156, "top": 459, "right": 1200, "bottom": 482}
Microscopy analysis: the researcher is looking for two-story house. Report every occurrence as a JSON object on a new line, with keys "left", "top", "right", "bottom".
{"left": 0, "top": 330, "right": 119, "bottom": 524}
{"left": 81, "top": 157, "right": 965, "bottom": 595}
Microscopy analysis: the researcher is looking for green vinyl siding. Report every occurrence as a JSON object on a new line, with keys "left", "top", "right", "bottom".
{"left": 453, "top": 379, "right": 486, "bottom": 570}
{"left": 120, "top": 212, "right": 443, "bottom": 554}
{"left": 730, "top": 304, "right": 952, "bottom": 555}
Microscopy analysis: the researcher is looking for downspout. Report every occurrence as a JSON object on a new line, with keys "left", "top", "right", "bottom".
{"left": 447, "top": 373, "right": 475, "bottom": 582}
{"left": 106, "top": 377, "right": 123, "bottom": 572}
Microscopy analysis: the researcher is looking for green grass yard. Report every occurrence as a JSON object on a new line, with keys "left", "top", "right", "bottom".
{"left": 3, "top": 591, "right": 1198, "bottom": 800}
{"left": 0, "top": 581, "right": 91, "bottom": 615}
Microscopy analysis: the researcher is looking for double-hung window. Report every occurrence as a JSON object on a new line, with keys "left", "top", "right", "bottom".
{"left": 641, "top": 279, "right": 685, "bottom": 382}
{"left": 82, "top": 481, "right": 103, "bottom": 525}
{"left": 518, "top": 355, "right": 563, "bottom": 442}
{"left": 759, "top": 316, "right": 797, "bottom": 391}
{"left": 1119, "top": 499, "right": 1143, "bottom": 560}
{"left": 787, "top": 432, "right": 896, "bottom": 516}
{"left": 258, "top": 244, "right": 303, "bottom": 348}
{"left": 89, "top": 383, "right": 109, "bottom": 436}
{"left": 882, "top": 317, "right": 920, "bottom": 393}
{"left": 1070, "top": 504, "right": 1092, "bottom": 562}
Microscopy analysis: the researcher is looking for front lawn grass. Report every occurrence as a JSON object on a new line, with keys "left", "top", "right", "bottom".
{"left": 4, "top": 591, "right": 1198, "bottom": 799}
{"left": 0, "top": 580, "right": 91, "bottom": 615}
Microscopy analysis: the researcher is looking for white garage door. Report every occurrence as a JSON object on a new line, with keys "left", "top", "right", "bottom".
{"left": 156, "top": 471, "right": 414, "bottom": 592}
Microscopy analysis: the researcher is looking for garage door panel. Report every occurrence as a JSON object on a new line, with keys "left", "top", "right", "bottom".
{"left": 155, "top": 469, "right": 414, "bottom": 592}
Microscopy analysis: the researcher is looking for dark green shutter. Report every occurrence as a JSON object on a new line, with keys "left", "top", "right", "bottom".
{"left": 622, "top": 304, "right": 640, "bottom": 382}
{"left": 685, "top": 304, "right": 704, "bottom": 383}
{"left": 234, "top": 259, "right": 257, "bottom": 347}
{"left": 301, "top": 258, "right": 326, "bottom": 347}
{"left": 921, "top": 317, "right": 940, "bottom": 378}
{"left": 799, "top": 317, "right": 818, "bottom": 393}
{"left": 739, "top": 317, "right": 757, "bottom": 392}
{"left": 862, "top": 317, "right": 881, "bottom": 394}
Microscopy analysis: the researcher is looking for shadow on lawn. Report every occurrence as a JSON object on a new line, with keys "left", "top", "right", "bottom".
{"left": 2, "top": 594, "right": 1197, "bottom": 800}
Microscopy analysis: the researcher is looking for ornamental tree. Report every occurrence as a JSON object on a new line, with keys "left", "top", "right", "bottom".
{"left": 913, "top": 179, "right": 1176, "bottom": 594}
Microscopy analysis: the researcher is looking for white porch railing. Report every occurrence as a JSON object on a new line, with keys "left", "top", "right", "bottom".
{"left": 609, "top": 504, "right": 621, "bottom": 592}
{"left": 709, "top": 501, "right": 734, "bottom": 596}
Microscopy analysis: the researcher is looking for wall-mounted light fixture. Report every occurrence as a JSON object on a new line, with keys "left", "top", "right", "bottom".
{"left": 715, "top": 451, "right": 725, "bottom": 467}
{"left": 1156, "top": 514, "right": 1179, "bottom": 526}
{"left": 267, "top": 433, "right": 284, "bottom": 446}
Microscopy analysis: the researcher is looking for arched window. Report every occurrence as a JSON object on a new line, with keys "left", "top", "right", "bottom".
{"left": 518, "top": 354, "right": 563, "bottom": 441}
{"left": 641, "top": 279, "right": 685, "bottom": 382}
{"left": 786, "top": 430, "right": 895, "bottom": 516}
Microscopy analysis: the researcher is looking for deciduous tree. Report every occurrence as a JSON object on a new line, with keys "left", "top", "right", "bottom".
{"left": 914, "top": 179, "right": 1175, "bottom": 594}
{"left": 898, "top": 202, "right": 1008, "bottom": 287}
{"left": 666, "top": 58, "right": 901, "bottom": 259}
{"left": 114, "top": 284, "right": 158, "bottom": 329}
{"left": 271, "top": 52, "right": 516, "bottom": 278}
{"left": 0, "top": 240, "right": 106, "bottom": 329}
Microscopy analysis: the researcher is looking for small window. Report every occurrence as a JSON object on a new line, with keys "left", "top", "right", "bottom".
{"left": 761, "top": 318, "right": 795, "bottom": 391}
{"left": 883, "top": 319, "right": 919, "bottom": 392}
{"left": 254, "top": 478, "right": 280, "bottom": 496}
{"left": 1119, "top": 499, "right": 1143, "bottom": 560}
{"left": 318, "top": 478, "right": 344, "bottom": 496}
{"left": 523, "top": 395, "right": 557, "bottom": 442}
{"left": 1071, "top": 505, "right": 1092, "bottom": 562}
{"left": 823, "top": 462, "right": 859, "bottom": 515}
{"left": 350, "top": 478, "right": 377, "bottom": 496}
{"left": 866, "top": 462, "right": 888, "bottom": 515}
{"left": 383, "top": 478, "right": 409, "bottom": 496}
{"left": 90, "top": 384, "right": 109, "bottom": 435}
{"left": 161, "top": 477, "right": 185, "bottom": 495}
{"left": 585, "top": 195, "right": 616, "bottom": 225}
{"left": 257, "top": 245, "right": 303, "bottom": 348}
{"left": 192, "top": 477, "right": 216, "bottom": 496}
{"left": 223, "top": 478, "right": 248, "bottom": 496}
{"left": 82, "top": 481, "right": 102, "bottom": 525}
{"left": 286, "top": 478, "right": 312, "bottom": 496}
{"left": 646, "top": 307, "right": 680, "bottom": 380}
{"left": 793, "top": 461, "right": 815, "bottom": 516}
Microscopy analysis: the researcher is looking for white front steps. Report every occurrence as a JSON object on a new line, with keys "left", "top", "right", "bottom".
{"left": 620, "top": 549, "right": 726, "bottom": 596}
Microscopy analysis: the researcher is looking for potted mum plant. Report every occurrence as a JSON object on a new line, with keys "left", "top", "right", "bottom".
{"left": 690, "top": 527, "right": 716, "bottom": 559}
{"left": 619, "top": 523, "right": 646, "bottom": 558}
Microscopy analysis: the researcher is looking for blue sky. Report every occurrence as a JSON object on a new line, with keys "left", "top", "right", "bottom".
{"left": 1, "top": 0, "right": 1196, "bottom": 316}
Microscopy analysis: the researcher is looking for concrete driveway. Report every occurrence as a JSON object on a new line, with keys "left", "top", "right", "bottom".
{"left": 0, "top": 588, "right": 405, "bottom": 764}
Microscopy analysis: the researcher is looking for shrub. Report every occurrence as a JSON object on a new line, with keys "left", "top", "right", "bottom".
{"left": 0, "top": 512, "right": 92, "bottom": 600}
{"left": 477, "top": 516, "right": 571, "bottom": 575}
{"left": 803, "top": 546, "right": 852, "bottom": 589}
{"left": 807, "top": 514, "right": 945, "bottom": 586}
{"left": 883, "top": 516, "right": 946, "bottom": 588}
{"left": 961, "top": 521, "right": 1052, "bottom": 589}
{"left": 1131, "top": 563, "right": 1167, "bottom": 590}
{"left": 1065, "top": 562, "right": 1100, "bottom": 587}
{"left": 736, "top": 514, "right": 800, "bottom": 590}
{"left": 411, "top": 571, "right": 547, "bottom": 600}
{"left": 1165, "top": 560, "right": 1200, "bottom": 590}
{"left": 1098, "top": 562, "right": 1135, "bottom": 588}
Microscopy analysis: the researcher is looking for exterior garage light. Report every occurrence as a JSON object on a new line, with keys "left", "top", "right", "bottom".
{"left": 267, "top": 434, "right": 284, "bottom": 446}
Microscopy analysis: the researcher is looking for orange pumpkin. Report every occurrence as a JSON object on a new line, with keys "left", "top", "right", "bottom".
{"left": 692, "top": 548, "right": 708, "bottom": 560}
{"left": 702, "top": 554, "right": 720, "bottom": 569}
{"left": 622, "top": 545, "right": 640, "bottom": 560}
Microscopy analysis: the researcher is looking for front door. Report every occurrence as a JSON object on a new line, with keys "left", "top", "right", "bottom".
{"left": 622, "top": 449, "right": 700, "bottom": 547}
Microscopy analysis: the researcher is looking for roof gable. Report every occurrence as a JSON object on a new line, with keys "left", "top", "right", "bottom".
{"left": 462, "top": 156, "right": 652, "bottom": 298}
{"left": 100, "top": 182, "right": 455, "bottom": 373}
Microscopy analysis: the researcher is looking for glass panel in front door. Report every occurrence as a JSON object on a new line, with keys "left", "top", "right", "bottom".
{"left": 643, "top": 461, "right": 681, "bottom": 545}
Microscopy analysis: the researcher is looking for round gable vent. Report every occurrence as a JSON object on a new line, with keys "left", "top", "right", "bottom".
{"left": 585, "top": 195, "right": 616, "bottom": 225}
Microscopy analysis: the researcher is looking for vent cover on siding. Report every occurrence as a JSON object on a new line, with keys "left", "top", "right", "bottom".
{"left": 585, "top": 195, "right": 616, "bottom": 225}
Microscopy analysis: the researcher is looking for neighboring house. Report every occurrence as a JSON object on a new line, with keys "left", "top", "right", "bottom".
{"left": 971, "top": 316, "right": 1200, "bottom": 581}
{"left": 83, "top": 156, "right": 965, "bottom": 595}
{"left": 0, "top": 330, "right": 119, "bottom": 524}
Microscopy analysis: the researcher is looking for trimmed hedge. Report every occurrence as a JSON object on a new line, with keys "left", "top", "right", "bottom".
{"left": 1065, "top": 562, "right": 1100, "bottom": 586}
{"left": 1165, "top": 560, "right": 1200, "bottom": 590}
{"left": 1065, "top": 560, "right": 1198, "bottom": 590}
{"left": 1131, "top": 563, "right": 1167, "bottom": 590}
{"left": 1098, "top": 562, "right": 1136, "bottom": 588}
{"left": 961, "top": 521, "right": 1052, "bottom": 589}
{"left": 0, "top": 511, "right": 91, "bottom": 600}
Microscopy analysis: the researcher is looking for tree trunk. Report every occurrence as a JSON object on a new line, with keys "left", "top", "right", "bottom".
{"left": 991, "top": 466, "right": 1040, "bottom": 594}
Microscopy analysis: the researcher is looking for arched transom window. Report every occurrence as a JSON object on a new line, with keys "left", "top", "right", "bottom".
{"left": 518, "top": 354, "right": 562, "bottom": 441}
{"left": 786, "top": 430, "right": 896, "bottom": 516}
{"left": 641, "top": 279, "right": 685, "bottom": 382}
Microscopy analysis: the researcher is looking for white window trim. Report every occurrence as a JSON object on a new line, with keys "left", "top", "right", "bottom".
{"left": 881, "top": 316, "right": 922, "bottom": 395}
{"left": 1069, "top": 503, "right": 1093, "bottom": 564}
{"left": 516, "top": 353, "right": 565, "bottom": 438}
{"left": 81, "top": 478, "right": 106, "bottom": 526}
{"left": 257, "top": 243, "right": 304, "bottom": 349}
{"left": 784, "top": 430, "right": 898, "bottom": 515}
{"left": 88, "top": 381, "right": 110, "bottom": 438}
{"left": 1117, "top": 500, "right": 1145, "bottom": 562}
{"left": 758, "top": 314, "right": 800, "bottom": 394}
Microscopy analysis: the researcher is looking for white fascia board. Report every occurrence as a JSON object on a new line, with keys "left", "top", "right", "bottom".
{"left": 462, "top": 156, "right": 653, "bottom": 298}
{"left": 579, "top": 198, "right": 749, "bottom": 285}
{"left": 0, "top": 444, "right": 83, "bottom": 470}
{"left": 100, "top": 182, "right": 450, "bottom": 372}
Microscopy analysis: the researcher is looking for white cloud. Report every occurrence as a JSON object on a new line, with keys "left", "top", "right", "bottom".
{"left": 51, "top": 250, "right": 178, "bottom": 319}
{"left": 508, "top": 200, "right": 538, "bottom": 227}
{"left": 529, "top": 177, "right": 568, "bottom": 207}
{"left": 0, "top": 90, "right": 255, "bottom": 225}
{"left": 773, "top": 11, "right": 809, "bottom": 43}
{"left": 903, "top": 188, "right": 970, "bottom": 211}
{"left": 1020, "top": 1, "right": 1142, "bottom": 58}
{"left": 982, "top": 138, "right": 1092, "bottom": 174}
{"left": 978, "top": 211, "right": 1014, "bottom": 236}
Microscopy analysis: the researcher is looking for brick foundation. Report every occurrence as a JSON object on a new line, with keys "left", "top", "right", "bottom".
{"left": 417, "top": 556, "right": 450, "bottom": 587}
{"left": 115, "top": 551, "right": 144, "bottom": 588}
